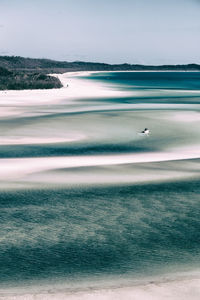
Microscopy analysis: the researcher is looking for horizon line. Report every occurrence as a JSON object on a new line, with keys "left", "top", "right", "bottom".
{"left": 0, "top": 55, "right": 200, "bottom": 67}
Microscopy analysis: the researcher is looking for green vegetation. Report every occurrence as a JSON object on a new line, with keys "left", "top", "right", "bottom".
{"left": 0, "top": 55, "right": 200, "bottom": 90}
{"left": 0, "top": 66, "right": 62, "bottom": 90}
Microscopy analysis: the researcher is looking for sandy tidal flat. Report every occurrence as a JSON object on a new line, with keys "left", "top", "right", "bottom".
{"left": 0, "top": 71, "right": 200, "bottom": 299}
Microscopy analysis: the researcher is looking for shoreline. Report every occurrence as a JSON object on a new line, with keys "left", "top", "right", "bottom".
{"left": 0, "top": 71, "right": 132, "bottom": 118}
{"left": 0, "top": 70, "right": 200, "bottom": 115}
{"left": 0, "top": 271, "right": 200, "bottom": 299}
{"left": 0, "top": 71, "right": 200, "bottom": 299}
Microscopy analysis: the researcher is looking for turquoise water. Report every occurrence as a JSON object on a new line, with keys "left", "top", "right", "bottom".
{"left": 83, "top": 71, "right": 200, "bottom": 90}
{"left": 0, "top": 72, "right": 200, "bottom": 292}
{"left": 0, "top": 181, "right": 200, "bottom": 287}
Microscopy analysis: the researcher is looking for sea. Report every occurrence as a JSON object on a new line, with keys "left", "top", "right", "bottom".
{"left": 0, "top": 71, "right": 200, "bottom": 298}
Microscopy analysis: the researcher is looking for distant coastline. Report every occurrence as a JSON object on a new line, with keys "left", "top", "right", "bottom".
{"left": 0, "top": 55, "right": 200, "bottom": 90}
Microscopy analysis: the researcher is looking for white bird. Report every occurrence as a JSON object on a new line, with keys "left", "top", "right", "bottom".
{"left": 138, "top": 128, "right": 150, "bottom": 136}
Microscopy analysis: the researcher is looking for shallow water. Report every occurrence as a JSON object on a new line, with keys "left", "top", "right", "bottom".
{"left": 0, "top": 72, "right": 200, "bottom": 297}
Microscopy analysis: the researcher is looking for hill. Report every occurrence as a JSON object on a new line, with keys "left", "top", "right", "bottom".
{"left": 1, "top": 56, "right": 200, "bottom": 72}
{"left": 0, "top": 56, "right": 200, "bottom": 90}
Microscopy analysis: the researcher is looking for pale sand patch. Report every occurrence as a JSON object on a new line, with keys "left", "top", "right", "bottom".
{"left": 25, "top": 162, "right": 199, "bottom": 187}
{"left": 0, "top": 107, "right": 20, "bottom": 117}
{"left": 0, "top": 145, "right": 199, "bottom": 180}
{"left": 0, "top": 71, "right": 200, "bottom": 119}
{"left": 0, "top": 88, "right": 70, "bottom": 107}
{"left": 0, "top": 277, "right": 200, "bottom": 300}
{"left": 168, "top": 111, "right": 200, "bottom": 122}
{"left": 0, "top": 135, "right": 84, "bottom": 145}
{"left": 53, "top": 72, "right": 132, "bottom": 100}
{"left": 153, "top": 111, "right": 200, "bottom": 123}
{"left": 0, "top": 71, "right": 131, "bottom": 118}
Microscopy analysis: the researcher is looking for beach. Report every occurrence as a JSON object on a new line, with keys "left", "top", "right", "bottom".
{"left": 1, "top": 274, "right": 200, "bottom": 300}
{"left": 0, "top": 71, "right": 200, "bottom": 299}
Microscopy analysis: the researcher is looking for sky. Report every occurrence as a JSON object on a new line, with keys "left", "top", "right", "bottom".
{"left": 0, "top": 0, "right": 200, "bottom": 64}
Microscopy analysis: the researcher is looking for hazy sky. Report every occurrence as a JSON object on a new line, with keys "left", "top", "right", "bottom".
{"left": 0, "top": 0, "right": 200, "bottom": 64}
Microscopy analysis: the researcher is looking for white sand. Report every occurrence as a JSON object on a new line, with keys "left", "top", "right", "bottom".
{"left": 0, "top": 71, "right": 200, "bottom": 296}
{"left": 0, "top": 71, "right": 199, "bottom": 187}
{"left": 154, "top": 111, "right": 200, "bottom": 123}
{"left": 55, "top": 72, "right": 132, "bottom": 99}
{"left": 0, "top": 136, "right": 84, "bottom": 145}
{"left": 0, "top": 71, "right": 131, "bottom": 117}
{"left": 0, "top": 276, "right": 200, "bottom": 300}
{"left": 0, "top": 145, "right": 199, "bottom": 181}
{"left": 1, "top": 71, "right": 199, "bottom": 119}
